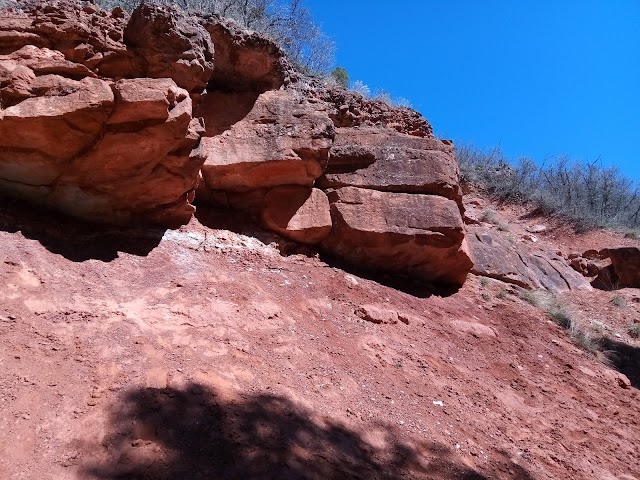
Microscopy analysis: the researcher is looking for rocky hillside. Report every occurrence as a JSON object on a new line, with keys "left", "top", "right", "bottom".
{"left": 0, "top": 0, "right": 474, "bottom": 286}
{"left": 1, "top": 2, "right": 639, "bottom": 479}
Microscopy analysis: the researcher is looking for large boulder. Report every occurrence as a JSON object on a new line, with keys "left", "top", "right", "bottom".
{"left": 317, "top": 127, "right": 462, "bottom": 204}
{"left": 0, "top": 74, "right": 204, "bottom": 226}
{"left": 320, "top": 187, "right": 472, "bottom": 286}
{"left": 202, "top": 15, "right": 291, "bottom": 92}
{"left": 0, "top": 2, "right": 212, "bottom": 227}
{"left": 261, "top": 186, "right": 332, "bottom": 244}
{"left": 468, "top": 226, "right": 592, "bottom": 293}
{"left": 124, "top": 2, "right": 214, "bottom": 93}
{"left": 593, "top": 247, "right": 640, "bottom": 289}
{"left": 199, "top": 89, "right": 334, "bottom": 192}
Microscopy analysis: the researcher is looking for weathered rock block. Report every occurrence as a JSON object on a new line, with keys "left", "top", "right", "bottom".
{"left": 593, "top": 247, "right": 640, "bottom": 289}
{"left": 317, "top": 127, "right": 462, "bottom": 204}
{"left": 0, "top": 74, "right": 204, "bottom": 227}
{"left": 203, "top": 16, "right": 290, "bottom": 92}
{"left": 468, "top": 226, "right": 592, "bottom": 293}
{"left": 0, "top": 1, "right": 139, "bottom": 77}
{"left": 124, "top": 2, "right": 214, "bottom": 93}
{"left": 321, "top": 187, "right": 472, "bottom": 286}
{"left": 261, "top": 186, "right": 331, "bottom": 244}
{"left": 199, "top": 90, "right": 334, "bottom": 192}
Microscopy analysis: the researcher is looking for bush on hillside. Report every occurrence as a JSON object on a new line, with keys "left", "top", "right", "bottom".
{"left": 93, "top": 0, "right": 335, "bottom": 75}
{"left": 330, "top": 67, "right": 349, "bottom": 88}
{"left": 457, "top": 144, "right": 640, "bottom": 231}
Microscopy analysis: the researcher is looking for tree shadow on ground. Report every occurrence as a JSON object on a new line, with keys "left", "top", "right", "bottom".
{"left": 0, "top": 196, "right": 164, "bottom": 262}
{"left": 600, "top": 338, "right": 640, "bottom": 389}
{"left": 84, "top": 384, "right": 510, "bottom": 480}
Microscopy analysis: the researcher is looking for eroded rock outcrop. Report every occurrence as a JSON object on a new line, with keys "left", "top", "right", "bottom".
{"left": 201, "top": 14, "right": 291, "bottom": 92}
{"left": 124, "top": 2, "right": 214, "bottom": 92}
{"left": 593, "top": 247, "right": 640, "bottom": 290}
{"left": 1, "top": 0, "right": 473, "bottom": 286}
{"left": 317, "top": 127, "right": 462, "bottom": 204}
{"left": 321, "top": 187, "right": 471, "bottom": 285}
{"left": 0, "top": 1, "right": 210, "bottom": 226}
{"left": 199, "top": 89, "right": 334, "bottom": 192}
{"left": 468, "top": 226, "right": 592, "bottom": 293}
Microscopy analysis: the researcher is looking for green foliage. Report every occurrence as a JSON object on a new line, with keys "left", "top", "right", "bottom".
{"left": 330, "top": 67, "right": 349, "bottom": 88}
{"left": 457, "top": 145, "right": 640, "bottom": 231}
{"left": 628, "top": 323, "right": 640, "bottom": 339}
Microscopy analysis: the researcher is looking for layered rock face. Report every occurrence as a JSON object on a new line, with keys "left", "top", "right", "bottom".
{"left": 1, "top": 0, "right": 472, "bottom": 285}
{"left": 0, "top": 1, "right": 212, "bottom": 226}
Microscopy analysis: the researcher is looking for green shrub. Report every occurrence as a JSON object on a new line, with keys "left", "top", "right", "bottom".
{"left": 628, "top": 323, "right": 640, "bottom": 339}
{"left": 330, "top": 67, "right": 349, "bottom": 88}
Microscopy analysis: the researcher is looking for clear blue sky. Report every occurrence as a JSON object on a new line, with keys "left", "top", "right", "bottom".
{"left": 305, "top": 0, "right": 640, "bottom": 181}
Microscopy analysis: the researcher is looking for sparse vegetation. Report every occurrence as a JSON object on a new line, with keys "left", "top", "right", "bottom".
{"left": 569, "top": 324, "right": 598, "bottom": 353}
{"left": 92, "top": 0, "right": 335, "bottom": 74}
{"left": 457, "top": 145, "right": 640, "bottom": 231}
{"left": 495, "top": 290, "right": 508, "bottom": 300}
{"left": 481, "top": 208, "right": 499, "bottom": 224}
{"left": 520, "top": 290, "right": 599, "bottom": 353}
{"left": 346, "top": 82, "right": 412, "bottom": 107}
{"left": 479, "top": 277, "right": 490, "bottom": 288}
{"left": 611, "top": 295, "right": 625, "bottom": 307}
{"left": 481, "top": 293, "right": 491, "bottom": 301}
{"left": 520, "top": 290, "right": 552, "bottom": 309}
{"left": 628, "top": 323, "right": 640, "bottom": 339}
{"left": 546, "top": 302, "right": 573, "bottom": 329}
{"left": 623, "top": 229, "right": 640, "bottom": 239}
{"left": 479, "top": 208, "right": 510, "bottom": 231}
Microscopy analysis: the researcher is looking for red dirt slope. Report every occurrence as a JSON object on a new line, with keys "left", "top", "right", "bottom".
{"left": 0, "top": 197, "right": 638, "bottom": 480}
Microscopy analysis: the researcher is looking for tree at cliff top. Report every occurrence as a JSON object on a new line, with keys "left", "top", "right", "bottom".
{"left": 90, "top": 0, "right": 334, "bottom": 74}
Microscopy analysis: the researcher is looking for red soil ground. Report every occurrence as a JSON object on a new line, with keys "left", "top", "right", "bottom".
{"left": 0, "top": 197, "right": 638, "bottom": 480}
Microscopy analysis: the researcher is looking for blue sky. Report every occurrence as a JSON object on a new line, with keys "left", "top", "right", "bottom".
{"left": 306, "top": 0, "right": 640, "bottom": 180}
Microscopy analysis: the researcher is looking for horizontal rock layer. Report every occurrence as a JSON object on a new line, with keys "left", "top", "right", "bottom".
{"left": 320, "top": 187, "right": 472, "bottom": 286}
{"left": 1, "top": 0, "right": 474, "bottom": 286}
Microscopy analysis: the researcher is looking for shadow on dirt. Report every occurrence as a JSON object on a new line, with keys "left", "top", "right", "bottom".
{"left": 84, "top": 384, "right": 508, "bottom": 480}
{"left": 600, "top": 338, "right": 640, "bottom": 389}
{"left": 0, "top": 196, "right": 164, "bottom": 262}
{"left": 195, "top": 205, "right": 455, "bottom": 299}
